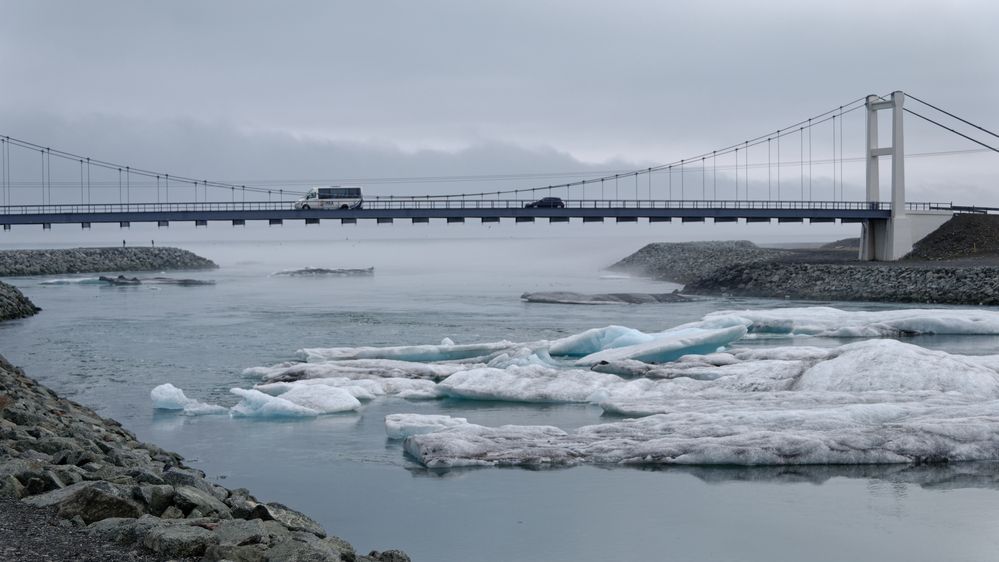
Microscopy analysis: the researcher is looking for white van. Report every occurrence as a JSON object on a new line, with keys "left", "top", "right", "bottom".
{"left": 294, "top": 186, "right": 363, "bottom": 210}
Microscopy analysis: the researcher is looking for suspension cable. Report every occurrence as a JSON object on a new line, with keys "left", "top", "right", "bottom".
{"left": 904, "top": 108, "right": 999, "bottom": 154}
{"left": 906, "top": 93, "right": 999, "bottom": 140}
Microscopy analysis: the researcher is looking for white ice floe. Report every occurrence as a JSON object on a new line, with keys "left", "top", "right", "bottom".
{"left": 438, "top": 365, "right": 626, "bottom": 403}
{"left": 406, "top": 396, "right": 999, "bottom": 468}
{"left": 255, "top": 376, "right": 440, "bottom": 401}
{"left": 229, "top": 388, "right": 319, "bottom": 418}
{"left": 299, "top": 341, "right": 521, "bottom": 363}
{"left": 796, "top": 339, "right": 999, "bottom": 395}
{"left": 402, "top": 339, "right": 999, "bottom": 467}
{"left": 150, "top": 384, "right": 227, "bottom": 416}
{"left": 245, "top": 359, "right": 472, "bottom": 383}
{"left": 276, "top": 385, "right": 361, "bottom": 414}
{"left": 702, "top": 306, "right": 999, "bottom": 337}
{"left": 549, "top": 325, "right": 655, "bottom": 356}
{"left": 384, "top": 414, "right": 469, "bottom": 439}
{"left": 573, "top": 325, "right": 748, "bottom": 366}
{"left": 39, "top": 277, "right": 103, "bottom": 285}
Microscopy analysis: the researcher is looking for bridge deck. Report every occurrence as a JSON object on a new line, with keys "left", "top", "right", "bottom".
{"left": 0, "top": 199, "right": 946, "bottom": 226}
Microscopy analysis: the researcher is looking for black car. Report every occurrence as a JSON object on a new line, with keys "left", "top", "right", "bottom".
{"left": 524, "top": 197, "right": 566, "bottom": 209}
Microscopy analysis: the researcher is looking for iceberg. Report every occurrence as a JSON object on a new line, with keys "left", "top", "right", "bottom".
{"left": 299, "top": 340, "right": 522, "bottom": 363}
{"left": 403, "top": 423, "right": 572, "bottom": 468}
{"left": 255, "top": 376, "right": 439, "bottom": 401}
{"left": 796, "top": 339, "right": 999, "bottom": 395}
{"left": 438, "top": 365, "right": 627, "bottom": 403}
{"left": 385, "top": 414, "right": 469, "bottom": 439}
{"left": 403, "top": 339, "right": 999, "bottom": 467}
{"left": 246, "top": 359, "right": 473, "bottom": 383}
{"left": 229, "top": 388, "right": 319, "bottom": 418}
{"left": 573, "top": 325, "right": 748, "bottom": 366}
{"left": 406, "top": 399, "right": 999, "bottom": 468}
{"left": 39, "top": 277, "right": 103, "bottom": 285}
{"left": 276, "top": 385, "right": 361, "bottom": 414}
{"left": 702, "top": 306, "right": 999, "bottom": 337}
{"left": 549, "top": 325, "right": 655, "bottom": 356}
{"left": 150, "top": 384, "right": 226, "bottom": 416}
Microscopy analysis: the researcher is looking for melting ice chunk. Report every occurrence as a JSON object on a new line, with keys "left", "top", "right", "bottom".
{"left": 404, "top": 339, "right": 999, "bottom": 467}
{"left": 150, "top": 384, "right": 226, "bottom": 415}
{"left": 702, "top": 306, "right": 999, "bottom": 337}
{"left": 255, "top": 376, "right": 440, "bottom": 400}
{"left": 573, "top": 325, "right": 748, "bottom": 366}
{"left": 277, "top": 385, "right": 361, "bottom": 414}
{"left": 549, "top": 326, "right": 656, "bottom": 356}
{"left": 246, "top": 359, "right": 472, "bottom": 383}
{"left": 439, "top": 365, "right": 628, "bottom": 403}
{"left": 299, "top": 341, "right": 522, "bottom": 363}
{"left": 385, "top": 414, "right": 469, "bottom": 439}
{"left": 229, "top": 388, "right": 319, "bottom": 418}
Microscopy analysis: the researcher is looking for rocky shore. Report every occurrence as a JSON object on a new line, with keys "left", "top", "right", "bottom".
{"left": 0, "top": 247, "right": 217, "bottom": 277}
{"left": 683, "top": 262, "right": 999, "bottom": 304}
{"left": 611, "top": 215, "right": 999, "bottom": 305}
{"left": 0, "top": 355, "right": 409, "bottom": 562}
{"left": 0, "top": 281, "right": 40, "bottom": 321}
{"left": 607, "top": 240, "right": 796, "bottom": 284}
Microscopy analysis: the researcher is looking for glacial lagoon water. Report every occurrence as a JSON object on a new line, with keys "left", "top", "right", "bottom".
{"left": 3, "top": 232, "right": 999, "bottom": 561}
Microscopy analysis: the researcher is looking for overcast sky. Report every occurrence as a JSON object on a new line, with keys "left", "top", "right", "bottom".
{"left": 0, "top": 0, "right": 996, "bottom": 206}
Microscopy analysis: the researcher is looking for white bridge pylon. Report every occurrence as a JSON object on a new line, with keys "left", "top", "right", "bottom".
{"left": 861, "top": 91, "right": 951, "bottom": 260}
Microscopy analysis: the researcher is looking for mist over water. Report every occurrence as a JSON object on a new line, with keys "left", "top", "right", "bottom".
{"left": 3, "top": 229, "right": 999, "bottom": 562}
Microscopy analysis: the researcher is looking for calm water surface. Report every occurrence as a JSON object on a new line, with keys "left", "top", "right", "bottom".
{"left": 3, "top": 235, "right": 999, "bottom": 562}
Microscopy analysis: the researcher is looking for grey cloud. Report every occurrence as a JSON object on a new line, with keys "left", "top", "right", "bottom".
{"left": 0, "top": 0, "right": 996, "bottom": 205}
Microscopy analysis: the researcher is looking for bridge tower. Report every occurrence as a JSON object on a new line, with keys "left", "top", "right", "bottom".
{"left": 859, "top": 91, "right": 950, "bottom": 260}
{"left": 860, "top": 91, "right": 953, "bottom": 261}
{"left": 860, "top": 91, "right": 908, "bottom": 260}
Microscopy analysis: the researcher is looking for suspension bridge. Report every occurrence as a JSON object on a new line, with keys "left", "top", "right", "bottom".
{"left": 1, "top": 91, "right": 996, "bottom": 260}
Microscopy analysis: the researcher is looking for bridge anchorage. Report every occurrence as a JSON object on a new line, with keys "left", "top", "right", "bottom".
{"left": 0, "top": 89, "right": 995, "bottom": 260}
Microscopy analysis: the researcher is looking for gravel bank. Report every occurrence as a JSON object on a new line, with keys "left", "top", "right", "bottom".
{"left": 0, "top": 247, "right": 217, "bottom": 277}
{"left": 0, "top": 355, "right": 409, "bottom": 562}
{"left": 612, "top": 214, "right": 999, "bottom": 304}
{"left": 683, "top": 262, "right": 999, "bottom": 304}
{"left": 607, "top": 241, "right": 794, "bottom": 284}
{"left": 0, "top": 281, "right": 40, "bottom": 321}
{"left": 608, "top": 240, "right": 857, "bottom": 284}
{"left": 905, "top": 214, "right": 999, "bottom": 261}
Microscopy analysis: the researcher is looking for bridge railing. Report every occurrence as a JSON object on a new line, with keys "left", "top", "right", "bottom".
{"left": 0, "top": 199, "right": 950, "bottom": 215}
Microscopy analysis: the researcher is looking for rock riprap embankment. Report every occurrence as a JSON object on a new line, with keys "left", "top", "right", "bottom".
{"left": 607, "top": 241, "right": 794, "bottom": 284}
{"left": 611, "top": 227, "right": 999, "bottom": 304}
{"left": 0, "top": 355, "right": 408, "bottom": 562}
{"left": 0, "top": 247, "right": 217, "bottom": 277}
{"left": 0, "top": 281, "right": 40, "bottom": 321}
{"left": 683, "top": 262, "right": 999, "bottom": 305}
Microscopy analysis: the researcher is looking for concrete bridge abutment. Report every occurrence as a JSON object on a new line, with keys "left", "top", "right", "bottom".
{"left": 860, "top": 212, "right": 953, "bottom": 261}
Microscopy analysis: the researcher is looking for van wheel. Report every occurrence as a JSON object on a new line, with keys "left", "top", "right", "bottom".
{"left": 301, "top": 204, "right": 311, "bottom": 210}
{"left": 340, "top": 204, "right": 349, "bottom": 209}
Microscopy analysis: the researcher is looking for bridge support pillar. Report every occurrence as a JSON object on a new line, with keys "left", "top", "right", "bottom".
{"left": 860, "top": 91, "right": 916, "bottom": 261}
